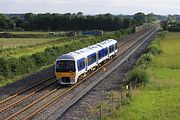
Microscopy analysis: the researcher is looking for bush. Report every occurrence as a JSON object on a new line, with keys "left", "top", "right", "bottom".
{"left": 0, "top": 75, "right": 4, "bottom": 82}
{"left": 168, "top": 27, "right": 180, "bottom": 32}
{"left": 147, "top": 32, "right": 165, "bottom": 56}
{"left": 19, "top": 56, "right": 38, "bottom": 73}
{"left": 128, "top": 67, "right": 149, "bottom": 86}
{"left": 158, "top": 31, "right": 166, "bottom": 38}
{"left": 148, "top": 39, "right": 163, "bottom": 55}
{"left": 0, "top": 45, "right": 3, "bottom": 53}
{"left": 136, "top": 53, "right": 152, "bottom": 66}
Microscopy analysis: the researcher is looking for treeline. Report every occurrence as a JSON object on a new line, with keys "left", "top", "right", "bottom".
{"left": 161, "top": 14, "right": 180, "bottom": 32}
{"left": 0, "top": 12, "right": 158, "bottom": 31}
{"left": 168, "top": 22, "right": 180, "bottom": 32}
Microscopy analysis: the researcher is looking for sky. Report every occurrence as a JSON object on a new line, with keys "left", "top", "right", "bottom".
{"left": 0, "top": 0, "right": 179, "bottom": 15}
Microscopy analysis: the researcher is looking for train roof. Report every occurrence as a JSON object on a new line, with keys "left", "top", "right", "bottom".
{"left": 87, "top": 44, "right": 103, "bottom": 51}
{"left": 57, "top": 54, "right": 75, "bottom": 60}
{"left": 56, "top": 39, "right": 117, "bottom": 61}
{"left": 57, "top": 47, "right": 95, "bottom": 60}
{"left": 98, "top": 39, "right": 117, "bottom": 47}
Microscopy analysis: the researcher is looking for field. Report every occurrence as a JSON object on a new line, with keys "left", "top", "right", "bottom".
{"left": 104, "top": 32, "right": 180, "bottom": 120}
{"left": 0, "top": 35, "right": 94, "bottom": 57}
{"left": 8, "top": 31, "right": 49, "bottom": 35}
{"left": 0, "top": 38, "right": 59, "bottom": 48}
{"left": 0, "top": 37, "right": 68, "bottom": 57}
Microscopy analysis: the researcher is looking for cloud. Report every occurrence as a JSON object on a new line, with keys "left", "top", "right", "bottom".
{"left": 0, "top": 0, "right": 179, "bottom": 15}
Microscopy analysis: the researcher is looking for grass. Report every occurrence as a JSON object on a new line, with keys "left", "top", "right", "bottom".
{"left": 0, "top": 37, "right": 60, "bottom": 48}
{"left": 0, "top": 37, "right": 63, "bottom": 57}
{"left": 7, "top": 31, "right": 49, "bottom": 35}
{"left": 103, "top": 32, "right": 180, "bottom": 120}
{"left": 0, "top": 36, "right": 95, "bottom": 58}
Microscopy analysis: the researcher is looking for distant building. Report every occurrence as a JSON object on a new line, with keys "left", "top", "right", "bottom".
{"left": 49, "top": 32, "right": 56, "bottom": 35}
{"left": 81, "top": 30, "right": 103, "bottom": 36}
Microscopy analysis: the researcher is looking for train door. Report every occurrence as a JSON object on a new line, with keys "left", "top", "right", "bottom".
{"left": 85, "top": 57, "right": 88, "bottom": 71}
{"left": 96, "top": 52, "right": 98, "bottom": 64}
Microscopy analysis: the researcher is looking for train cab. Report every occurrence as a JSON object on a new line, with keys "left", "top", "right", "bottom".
{"left": 55, "top": 55, "right": 77, "bottom": 84}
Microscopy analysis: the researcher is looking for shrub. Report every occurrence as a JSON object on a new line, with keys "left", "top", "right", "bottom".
{"left": 158, "top": 31, "right": 166, "bottom": 38}
{"left": 136, "top": 53, "right": 152, "bottom": 66}
{"left": 147, "top": 32, "right": 165, "bottom": 56}
{"left": 0, "top": 45, "right": 3, "bottom": 53}
{"left": 0, "top": 75, "right": 4, "bottom": 82}
{"left": 114, "top": 31, "right": 122, "bottom": 38}
{"left": 128, "top": 67, "right": 149, "bottom": 86}
{"left": 19, "top": 56, "right": 38, "bottom": 74}
{"left": 0, "top": 57, "right": 15, "bottom": 78}
{"left": 148, "top": 39, "right": 163, "bottom": 55}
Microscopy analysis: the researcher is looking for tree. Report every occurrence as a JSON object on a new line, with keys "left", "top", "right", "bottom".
{"left": 161, "top": 20, "right": 168, "bottom": 30}
{"left": 11, "top": 16, "right": 24, "bottom": 29}
{"left": 168, "top": 15, "right": 176, "bottom": 23}
{"left": 133, "top": 12, "right": 146, "bottom": 26}
{"left": 123, "top": 18, "right": 132, "bottom": 29}
{"left": 0, "top": 13, "right": 10, "bottom": 29}
{"left": 0, "top": 12, "right": 152, "bottom": 31}
{"left": 146, "top": 13, "right": 158, "bottom": 23}
{"left": 77, "top": 12, "right": 83, "bottom": 17}
{"left": 24, "top": 13, "right": 34, "bottom": 21}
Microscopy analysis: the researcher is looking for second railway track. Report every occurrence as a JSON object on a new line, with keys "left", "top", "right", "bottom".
{"left": 0, "top": 26, "right": 158, "bottom": 120}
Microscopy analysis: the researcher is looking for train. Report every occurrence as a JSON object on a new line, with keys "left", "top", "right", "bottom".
{"left": 55, "top": 39, "right": 118, "bottom": 85}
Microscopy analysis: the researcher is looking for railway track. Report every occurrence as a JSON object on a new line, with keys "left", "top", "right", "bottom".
{"left": 0, "top": 75, "right": 55, "bottom": 105}
{"left": 0, "top": 26, "right": 157, "bottom": 120}
{"left": 0, "top": 79, "right": 59, "bottom": 119}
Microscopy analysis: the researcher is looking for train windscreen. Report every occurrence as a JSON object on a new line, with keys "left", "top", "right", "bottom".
{"left": 56, "top": 60, "right": 75, "bottom": 72}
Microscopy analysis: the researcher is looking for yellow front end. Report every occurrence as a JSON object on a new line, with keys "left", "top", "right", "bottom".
{"left": 55, "top": 72, "right": 76, "bottom": 84}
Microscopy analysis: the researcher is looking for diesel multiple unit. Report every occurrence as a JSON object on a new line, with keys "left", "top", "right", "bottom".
{"left": 55, "top": 39, "right": 118, "bottom": 85}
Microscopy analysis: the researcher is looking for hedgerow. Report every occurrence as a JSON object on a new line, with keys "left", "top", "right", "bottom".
{"left": 147, "top": 32, "right": 165, "bottom": 56}
{"left": 127, "top": 31, "right": 165, "bottom": 86}
{"left": 148, "top": 40, "right": 163, "bottom": 55}
{"left": 136, "top": 53, "right": 152, "bottom": 66}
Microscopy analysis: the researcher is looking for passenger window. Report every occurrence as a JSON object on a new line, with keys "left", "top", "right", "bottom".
{"left": 78, "top": 59, "right": 85, "bottom": 71}
{"left": 88, "top": 53, "right": 96, "bottom": 65}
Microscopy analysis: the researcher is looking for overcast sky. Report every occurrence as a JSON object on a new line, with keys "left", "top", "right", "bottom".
{"left": 0, "top": 0, "right": 179, "bottom": 15}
